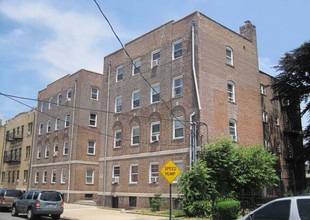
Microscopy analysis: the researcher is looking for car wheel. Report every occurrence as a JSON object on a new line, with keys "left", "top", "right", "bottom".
{"left": 11, "top": 206, "right": 18, "bottom": 216}
{"left": 52, "top": 214, "right": 60, "bottom": 220}
{"left": 27, "top": 208, "right": 35, "bottom": 220}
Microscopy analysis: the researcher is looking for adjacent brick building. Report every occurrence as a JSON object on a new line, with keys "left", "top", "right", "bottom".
{"left": 98, "top": 12, "right": 303, "bottom": 208}
{"left": 30, "top": 69, "right": 103, "bottom": 202}
{"left": 0, "top": 109, "right": 35, "bottom": 190}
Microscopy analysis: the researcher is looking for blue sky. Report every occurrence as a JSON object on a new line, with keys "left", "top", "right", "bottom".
{"left": 0, "top": 0, "right": 309, "bottom": 123}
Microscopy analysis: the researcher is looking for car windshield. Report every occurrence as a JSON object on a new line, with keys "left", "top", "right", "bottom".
{"left": 40, "top": 192, "right": 61, "bottom": 201}
{"left": 297, "top": 199, "right": 310, "bottom": 220}
{"left": 6, "top": 190, "right": 22, "bottom": 197}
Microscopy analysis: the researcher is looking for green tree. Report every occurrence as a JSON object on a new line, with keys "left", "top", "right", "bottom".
{"left": 272, "top": 41, "right": 310, "bottom": 147}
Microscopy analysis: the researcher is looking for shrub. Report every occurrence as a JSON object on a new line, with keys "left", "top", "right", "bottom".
{"left": 213, "top": 198, "right": 240, "bottom": 220}
{"left": 183, "top": 200, "right": 212, "bottom": 217}
{"left": 150, "top": 193, "right": 165, "bottom": 211}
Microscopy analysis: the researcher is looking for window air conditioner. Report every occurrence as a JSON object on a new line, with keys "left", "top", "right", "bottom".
{"left": 150, "top": 176, "right": 158, "bottom": 183}
{"left": 112, "top": 176, "right": 119, "bottom": 184}
{"left": 152, "top": 59, "right": 159, "bottom": 67}
{"left": 53, "top": 151, "right": 58, "bottom": 157}
{"left": 152, "top": 134, "right": 160, "bottom": 142}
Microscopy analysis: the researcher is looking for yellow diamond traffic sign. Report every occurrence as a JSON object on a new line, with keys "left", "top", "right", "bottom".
{"left": 160, "top": 160, "right": 181, "bottom": 184}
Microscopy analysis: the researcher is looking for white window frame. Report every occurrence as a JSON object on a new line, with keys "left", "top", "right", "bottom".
{"left": 114, "top": 130, "right": 122, "bottom": 148}
{"left": 42, "top": 170, "right": 47, "bottom": 184}
{"left": 39, "top": 123, "right": 43, "bottom": 135}
{"left": 131, "top": 126, "right": 140, "bottom": 146}
{"left": 262, "top": 111, "right": 268, "bottom": 123}
{"left": 46, "top": 120, "right": 51, "bottom": 133}
{"left": 116, "top": 65, "right": 124, "bottom": 82}
{"left": 55, "top": 118, "right": 60, "bottom": 130}
{"left": 89, "top": 113, "right": 97, "bottom": 127}
{"left": 57, "top": 93, "right": 62, "bottom": 106}
{"left": 150, "top": 121, "right": 160, "bottom": 143}
{"left": 86, "top": 169, "right": 94, "bottom": 185}
{"left": 67, "top": 89, "right": 72, "bottom": 100}
{"left": 227, "top": 81, "right": 235, "bottom": 102}
{"left": 41, "top": 101, "right": 45, "bottom": 112}
{"left": 172, "top": 161, "right": 184, "bottom": 183}
{"left": 172, "top": 76, "right": 183, "bottom": 97}
{"left": 229, "top": 119, "right": 237, "bottom": 142}
{"left": 149, "top": 163, "right": 159, "bottom": 184}
{"left": 48, "top": 97, "right": 53, "bottom": 109}
{"left": 129, "top": 164, "right": 138, "bottom": 184}
{"left": 132, "top": 57, "right": 141, "bottom": 75}
{"left": 260, "top": 84, "right": 267, "bottom": 95}
{"left": 91, "top": 87, "right": 99, "bottom": 100}
{"left": 226, "top": 46, "right": 233, "bottom": 66}
{"left": 151, "top": 50, "right": 160, "bottom": 68}
{"left": 53, "top": 143, "right": 59, "bottom": 155}
{"left": 65, "top": 114, "right": 70, "bottom": 128}
{"left": 276, "top": 117, "right": 280, "bottom": 126}
{"left": 115, "top": 96, "right": 122, "bottom": 113}
{"left": 112, "top": 165, "right": 120, "bottom": 178}
{"left": 132, "top": 90, "right": 140, "bottom": 109}
{"left": 45, "top": 144, "right": 49, "bottom": 158}
{"left": 63, "top": 141, "right": 69, "bottom": 155}
{"left": 87, "top": 140, "right": 96, "bottom": 155}
{"left": 173, "top": 117, "right": 184, "bottom": 139}
{"left": 34, "top": 171, "right": 39, "bottom": 184}
{"left": 51, "top": 169, "right": 56, "bottom": 184}
{"left": 37, "top": 146, "right": 41, "bottom": 159}
{"left": 151, "top": 84, "right": 160, "bottom": 104}
{"left": 61, "top": 169, "right": 66, "bottom": 184}
{"left": 172, "top": 40, "right": 183, "bottom": 60}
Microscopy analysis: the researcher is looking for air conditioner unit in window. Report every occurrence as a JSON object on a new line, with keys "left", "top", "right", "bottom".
{"left": 67, "top": 98, "right": 71, "bottom": 102}
{"left": 150, "top": 176, "right": 158, "bottom": 183}
{"left": 112, "top": 176, "right": 119, "bottom": 184}
{"left": 53, "top": 151, "right": 58, "bottom": 157}
{"left": 152, "top": 134, "right": 160, "bottom": 142}
{"left": 23, "top": 179, "right": 27, "bottom": 183}
{"left": 152, "top": 59, "right": 159, "bottom": 67}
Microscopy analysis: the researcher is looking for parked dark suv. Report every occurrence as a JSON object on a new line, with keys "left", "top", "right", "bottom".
{"left": 0, "top": 189, "right": 23, "bottom": 210}
{"left": 11, "top": 190, "right": 64, "bottom": 220}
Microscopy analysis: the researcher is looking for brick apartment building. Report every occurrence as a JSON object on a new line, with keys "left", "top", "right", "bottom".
{"left": 0, "top": 109, "right": 35, "bottom": 190}
{"left": 30, "top": 69, "right": 103, "bottom": 202}
{"left": 98, "top": 11, "right": 303, "bottom": 208}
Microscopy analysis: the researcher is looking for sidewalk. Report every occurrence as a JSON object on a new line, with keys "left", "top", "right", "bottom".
{"left": 62, "top": 203, "right": 167, "bottom": 220}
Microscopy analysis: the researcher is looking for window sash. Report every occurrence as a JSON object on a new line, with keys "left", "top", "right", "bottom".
{"left": 91, "top": 88, "right": 99, "bottom": 100}
{"left": 132, "top": 58, "right": 141, "bottom": 75}
{"left": 130, "top": 165, "right": 138, "bottom": 183}
{"left": 114, "top": 130, "right": 122, "bottom": 148}
{"left": 86, "top": 170, "right": 94, "bottom": 184}
{"left": 173, "top": 118, "right": 184, "bottom": 139}
{"left": 89, "top": 114, "right": 97, "bottom": 127}
{"left": 132, "top": 91, "right": 140, "bottom": 108}
{"left": 131, "top": 127, "right": 140, "bottom": 145}
{"left": 151, "top": 85, "right": 160, "bottom": 103}
{"left": 173, "top": 77, "right": 183, "bottom": 97}
{"left": 87, "top": 141, "right": 95, "bottom": 155}
{"left": 116, "top": 66, "right": 124, "bottom": 82}
{"left": 115, "top": 97, "right": 122, "bottom": 113}
{"left": 227, "top": 83, "right": 235, "bottom": 102}
{"left": 173, "top": 41, "right": 183, "bottom": 59}
{"left": 113, "top": 166, "right": 120, "bottom": 177}
{"left": 229, "top": 121, "right": 237, "bottom": 141}
{"left": 226, "top": 47, "right": 233, "bottom": 65}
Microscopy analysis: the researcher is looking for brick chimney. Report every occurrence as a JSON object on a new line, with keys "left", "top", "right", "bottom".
{"left": 240, "top": 20, "right": 256, "bottom": 43}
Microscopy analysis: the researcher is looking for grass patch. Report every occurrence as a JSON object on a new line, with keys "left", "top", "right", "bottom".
{"left": 130, "top": 208, "right": 210, "bottom": 219}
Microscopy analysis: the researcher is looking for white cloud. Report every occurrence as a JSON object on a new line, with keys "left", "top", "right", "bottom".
{"left": 0, "top": 0, "right": 115, "bottom": 81}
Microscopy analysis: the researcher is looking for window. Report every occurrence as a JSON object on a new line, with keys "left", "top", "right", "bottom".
{"left": 28, "top": 122, "right": 33, "bottom": 135}
{"left": 172, "top": 161, "right": 184, "bottom": 183}
{"left": 57, "top": 93, "right": 62, "bottom": 106}
{"left": 114, "top": 130, "right": 122, "bottom": 148}
{"left": 129, "top": 197, "right": 137, "bottom": 208}
{"left": 226, "top": 46, "right": 233, "bottom": 66}
{"left": 86, "top": 169, "right": 94, "bottom": 184}
{"left": 149, "top": 163, "right": 159, "bottom": 183}
{"left": 39, "top": 123, "right": 43, "bottom": 135}
{"left": 87, "top": 140, "right": 96, "bottom": 155}
{"left": 35, "top": 171, "right": 39, "bottom": 184}
{"left": 151, "top": 84, "right": 160, "bottom": 104}
{"left": 132, "top": 90, "right": 140, "bottom": 109}
{"left": 54, "top": 143, "right": 59, "bottom": 155}
{"left": 112, "top": 166, "right": 120, "bottom": 178}
{"left": 173, "top": 40, "right": 183, "bottom": 60}
{"left": 45, "top": 144, "right": 49, "bottom": 158}
{"left": 115, "top": 96, "right": 122, "bottom": 113}
{"left": 91, "top": 87, "right": 99, "bottom": 100}
{"left": 229, "top": 119, "right": 237, "bottom": 142}
{"left": 173, "top": 117, "right": 184, "bottom": 139}
{"left": 46, "top": 120, "right": 51, "bottom": 133}
{"left": 132, "top": 58, "right": 141, "bottom": 75}
{"left": 61, "top": 169, "right": 66, "bottom": 184}
{"left": 151, "top": 50, "right": 160, "bottom": 68}
{"left": 41, "top": 101, "right": 46, "bottom": 112}
{"left": 48, "top": 97, "right": 53, "bottom": 109}
{"left": 150, "top": 121, "right": 160, "bottom": 143}
{"left": 116, "top": 65, "right": 124, "bottom": 82}
{"left": 51, "top": 170, "right": 56, "bottom": 184}
{"left": 262, "top": 111, "right": 268, "bottom": 123}
{"left": 67, "top": 89, "right": 72, "bottom": 100}
{"left": 253, "top": 200, "right": 290, "bottom": 219}
{"left": 26, "top": 146, "right": 30, "bottom": 159}
{"left": 260, "top": 84, "right": 267, "bottom": 95}
{"left": 23, "top": 170, "right": 28, "bottom": 183}
{"left": 89, "top": 113, "right": 97, "bottom": 127}
{"left": 129, "top": 164, "right": 138, "bottom": 184}
{"left": 63, "top": 141, "right": 69, "bottom": 155}
{"left": 55, "top": 118, "right": 60, "bottom": 130}
{"left": 275, "top": 117, "right": 280, "bottom": 126}
{"left": 65, "top": 114, "right": 70, "bottom": 128}
{"left": 173, "top": 76, "right": 183, "bottom": 97}
{"left": 297, "top": 198, "right": 310, "bottom": 218}
{"left": 264, "top": 139, "right": 270, "bottom": 148}
{"left": 37, "top": 146, "right": 41, "bottom": 159}
{"left": 131, "top": 126, "right": 140, "bottom": 146}
{"left": 227, "top": 81, "right": 235, "bottom": 102}
{"left": 42, "top": 171, "right": 47, "bottom": 183}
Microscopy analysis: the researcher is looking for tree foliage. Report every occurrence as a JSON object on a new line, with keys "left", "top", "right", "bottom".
{"left": 272, "top": 41, "right": 310, "bottom": 146}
